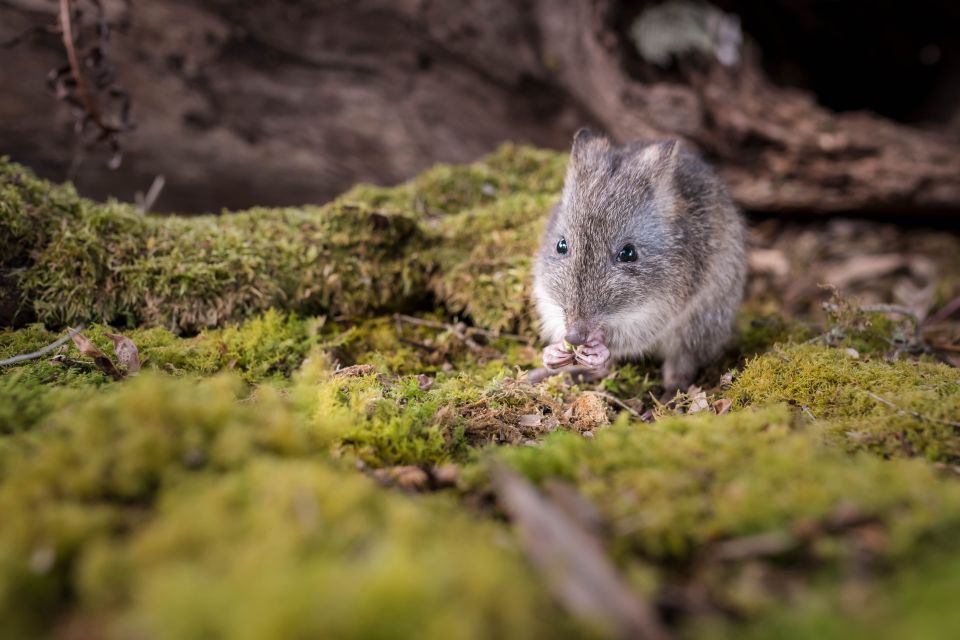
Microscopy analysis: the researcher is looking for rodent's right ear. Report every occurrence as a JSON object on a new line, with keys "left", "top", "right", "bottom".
{"left": 570, "top": 127, "right": 610, "bottom": 164}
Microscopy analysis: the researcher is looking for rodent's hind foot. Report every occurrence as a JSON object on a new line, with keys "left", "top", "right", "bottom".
{"left": 525, "top": 366, "right": 559, "bottom": 385}
{"left": 660, "top": 351, "right": 698, "bottom": 403}
{"left": 565, "top": 364, "right": 611, "bottom": 385}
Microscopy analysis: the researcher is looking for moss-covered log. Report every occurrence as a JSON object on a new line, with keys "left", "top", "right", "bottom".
{"left": 1, "top": 145, "right": 565, "bottom": 332}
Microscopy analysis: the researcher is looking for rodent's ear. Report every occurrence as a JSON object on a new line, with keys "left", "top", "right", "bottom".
{"left": 635, "top": 140, "right": 681, "bottom": 174}
{"left": 572, "top": 127, "right": 596, "bottom": 145}
{"left": 570, "top": 127, "right": 610, "bottom": 164}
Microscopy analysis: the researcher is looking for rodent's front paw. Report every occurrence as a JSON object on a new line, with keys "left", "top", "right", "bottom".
{"left": 543, "top": 342, "right": 575, "bottom": 369}
{"left": 574, "top": 340, "right": 611, "bottom": 370}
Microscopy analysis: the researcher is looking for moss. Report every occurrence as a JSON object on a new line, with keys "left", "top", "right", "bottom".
{"left": 494, "top": 405, "right": 960, "bottom": 621}
{"left": 84, "top": 461, "right": 580, "bottom": 640}
{"left": 729, "top": 344, "right": 960, "bottom": 461}
{"left": 2, "top": 146, "right": 566, "bottom": 334}
{"left": 339, "top": 144, "right": 565, "bottom": 217}
{"left": 432, "top": 193, "right": 553, "bottom": 333}
{"left": 292, "top": 355, "right": 584, "bottom": 467}
{"left": 718, "top": 551, "right": 960, "bottom": 640}
{"left": 0, "top": 311, "right": 325, "bottom": 433}
{"left": 0, "top": 374, "right": 582, "bottom": 640}
{"left": 1, "top": 161, "right": 431, "bottom": 331}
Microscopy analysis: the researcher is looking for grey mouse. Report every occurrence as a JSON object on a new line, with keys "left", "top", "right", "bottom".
{"left": 531, "top": 128, "right": 746, "bottom": 397}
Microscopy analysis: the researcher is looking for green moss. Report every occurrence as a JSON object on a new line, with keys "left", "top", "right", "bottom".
{"left": 2, "top": 146, "right": 566, "bottom": 334}
{"left": 719, "top": 551, "right": 960, "bottom": 640}
{"left": 729, "top": 344, "right": 960, "bottom": 461}
{"left": 495, "top": 405, "right": 960, "bottom": 621}
{"left": 86, "top": 461, "right": 580, "bottom": 640}
{"left": 0, "top": 374, "right": 581, "bottom": 640}
{"left": 339, "top": 144, "right": 565, "bottom": 217}
{"left": 0, "top": 312, "right": 326, "bottom": 433}
{"left": 432, "top": 193, "right": 553, "bottom": 333}
{"left": 1, "top": 161, "right": 431, "bottom": 331}
{"left": 292, "top": 357, "right": 574, "bottom": 467}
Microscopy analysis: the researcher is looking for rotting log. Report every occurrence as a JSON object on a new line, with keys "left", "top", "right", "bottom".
{"left": 1, "top": 0, "right": 957, "bottom": 215}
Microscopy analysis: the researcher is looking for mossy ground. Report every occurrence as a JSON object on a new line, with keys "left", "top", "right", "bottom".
{"left": 2, "top": 149, "right": 960, "bottom": 639}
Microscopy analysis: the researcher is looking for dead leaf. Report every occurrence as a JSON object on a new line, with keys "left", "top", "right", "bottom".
{"left": 417, "top": 373, "right": 434, "bottom": 391}
{"left": 821, "top": 254, "right": 907, "bottom": 288}
{"left": 748, "top": 248, "right": 790, "bottom": 277}
{"left": 105, "top": 333, "right": 140, "bottom": 375}
{"left": 686, "top": 385, "right": 710, "bottom": 414}
{"left": 518, "top": 414, "right": 542, "bottom": 428}
{"left": 70, "top": 332, "right": 122, "bottom": 380}
{"left": 893, "top": 279, "right": 936, "bottom": 321}
{"left": 712, "top": 398, "right": 733, "bottom": 415}
{"left": 491, "top": 464, "right": 669, "bottom": 640}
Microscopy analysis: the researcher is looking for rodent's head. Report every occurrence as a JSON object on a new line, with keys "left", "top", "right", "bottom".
{"left": 534, "top": 129, "right": 686, "bottom": 348}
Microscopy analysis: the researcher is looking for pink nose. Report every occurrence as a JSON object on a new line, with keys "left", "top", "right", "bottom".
{"left": 564, "top": 327, "right": 589, "bottom": 346}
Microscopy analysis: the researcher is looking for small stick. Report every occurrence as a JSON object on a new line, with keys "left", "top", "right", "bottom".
{"left": 859, "top": 303, "right": 925, "bottom": 346}
{"left": 924, "top": 295, "right": 960, "bottom": 326}
{"left": 864, "top": 390, "right": 960, "bottom": 429}
{"left": 393, "top": 313, "right": 532, "bottom": 344}
{"left": 136, "top": 174, "right": 165, "bottom": 214}
{"left": 0, "top": 326, "right": 83, "bottom": 367}
{"left": 593, "top": 390, "right": 641, "bottom": 418}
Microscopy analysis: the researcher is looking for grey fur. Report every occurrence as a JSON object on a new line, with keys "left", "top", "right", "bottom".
{"left": 532, "top": 129, "right": 746, "bottom": 394}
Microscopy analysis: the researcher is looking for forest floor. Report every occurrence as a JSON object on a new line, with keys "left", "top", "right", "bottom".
{"left": 2, "top": 147, "right": 960, "bottom": 639}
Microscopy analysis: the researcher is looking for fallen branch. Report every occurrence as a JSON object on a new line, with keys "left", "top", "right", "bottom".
{"left": 0, "top": 326, "right": 83, "bottom": 367}
{"left": 864, "top": 390, "right": 960, "bottom": 429}
{"left": 491, "top": 463, "right": 670, "bottom": 640}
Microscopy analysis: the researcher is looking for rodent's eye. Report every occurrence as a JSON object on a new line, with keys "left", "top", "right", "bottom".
{"left": 616, "top": 243, "right": 638, "bottom": 263}
{"left": 556, "top": 238, "right": 568, "bottom": 255}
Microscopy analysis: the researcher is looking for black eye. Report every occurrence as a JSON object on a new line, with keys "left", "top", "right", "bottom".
{"left": 556, "top": 238, "right": 568, "bottom": 255}
{"left": 616, "top": 244, "right": 638, "bottom": 263}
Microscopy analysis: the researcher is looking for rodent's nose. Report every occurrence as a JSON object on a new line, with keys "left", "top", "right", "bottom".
{"left": 564, "top": 326, "right": 589, "bottom": 347}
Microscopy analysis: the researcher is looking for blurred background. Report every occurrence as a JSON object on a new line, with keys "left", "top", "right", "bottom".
{"left": 2, "top": 0, "right": 958, "bottom": 215}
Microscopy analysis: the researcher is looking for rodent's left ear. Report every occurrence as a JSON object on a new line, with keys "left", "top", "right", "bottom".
{"left": 636, "top": 140, "right": 681, "bottom": 174}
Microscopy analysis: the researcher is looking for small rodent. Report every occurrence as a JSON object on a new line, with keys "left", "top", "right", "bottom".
{"left": 532, "top": 128, "right": 746, "bottom": 397}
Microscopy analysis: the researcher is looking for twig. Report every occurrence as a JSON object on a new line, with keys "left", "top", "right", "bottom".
{"left": 924, "top": 295, "right": 960, "bottom": 326}
{"left": 393, "top": 313, "right": 532, "bottom": 344}
{"left": 864, "top": 390, "right": 960, "bottom": 429}
{"left": 859, "top": 303, "right": 925, "bottom": 346}
{"left": 491, "top": 464, "right": 670, "bottom": 640}
{"left": 593, "top": 390, "right": 641, "bottom": 418}
{"left": 800, "top": 405, "right": 817, "bottom": 421}
{"left": 397, "top": 337, "right": 438, "bottom": 352}
{"left": 59, "top": 0, "right": 119, "bottom": 136}
{"left": 136, "top": 174, "right": 165, "bottom": 214}
{"left": 0, "top": 326, "right": 83, "bottom": 366}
